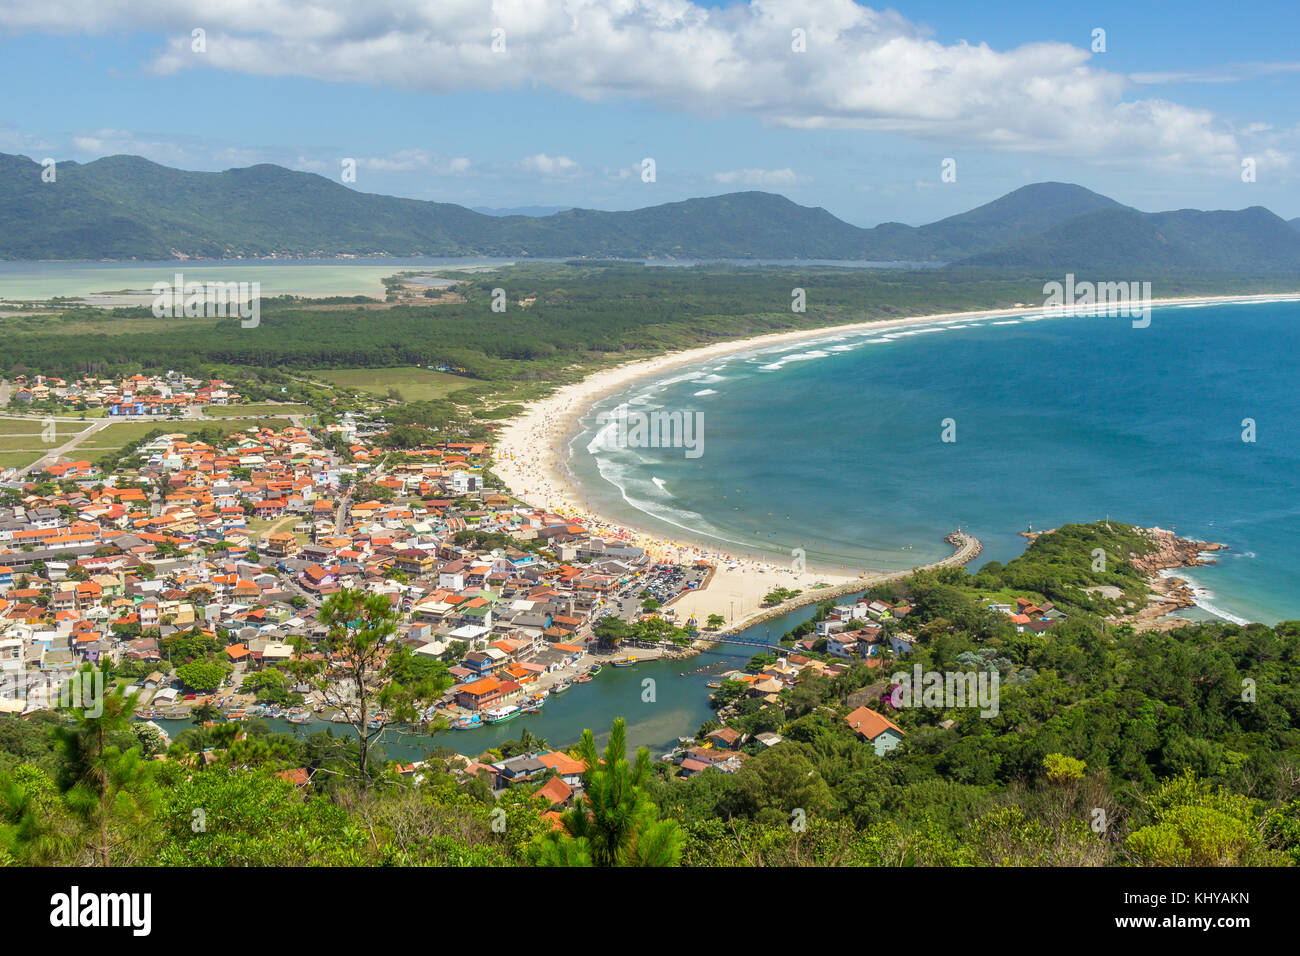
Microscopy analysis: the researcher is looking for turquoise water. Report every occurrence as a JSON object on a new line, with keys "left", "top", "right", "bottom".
{"left": 570, "top": 300, "right": 1300, "bottom": 626}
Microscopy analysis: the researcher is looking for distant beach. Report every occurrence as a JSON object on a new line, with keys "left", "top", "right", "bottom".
{"left": 493, "top": 291, "right": 1300, "bottom": 629}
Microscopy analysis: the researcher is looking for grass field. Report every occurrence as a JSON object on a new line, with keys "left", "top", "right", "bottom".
{"left": 77, "top": 421, "right": 178, "bottom": 450}
{"left": 310, "top": 367, "right": 468, "bottom": 402}
{"left": 0, "top": 450, "right": 42, "bottom": 469}
{"left": 0, "top": 426, "right": 93, "bottom": 450}
{"left": 202, "top": 402, "right": 313, "bottom": 418}
{"left": 75, "top": 417, "right": 295, "bottom": 463}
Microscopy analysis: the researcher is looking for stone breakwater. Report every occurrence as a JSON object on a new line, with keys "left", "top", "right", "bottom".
{"left": 708, "top": 531, "right": 982, "bottom": 639}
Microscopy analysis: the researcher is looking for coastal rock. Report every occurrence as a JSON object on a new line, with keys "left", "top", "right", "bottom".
{"left": 1128, "top": 526, "right": 1226, "bottom": 573}
{"left": 1126, "top": 528, "right": 1226, "bottom": 630}
{"left": 1022, "top": 524, "right": 1226, "bottom": 631}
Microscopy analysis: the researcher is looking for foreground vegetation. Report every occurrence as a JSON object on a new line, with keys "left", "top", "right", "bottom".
{"left": 2, "top": 523, "right": 1297, "bottom": 867}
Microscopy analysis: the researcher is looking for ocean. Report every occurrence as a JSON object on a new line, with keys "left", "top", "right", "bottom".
{"left": 568, "top": 300, "right": 1300, "bottom": 626}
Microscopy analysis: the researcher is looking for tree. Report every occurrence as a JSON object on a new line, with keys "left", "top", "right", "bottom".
{"left": 706, "top": 614, "right": 726, "bottom": 630}
{"left": 1125, "top": 771, "right": 1284, "bottom": 867}
{"left": 52, "top": 668, "right": 159, "bottom": 865}
{"left": 529, "top": 719, "right": 682, "bottom": 867}
{"left": 593, "top": 617, "right": 632, "bottom": 650}
{"left": 176, "top": 659, "right": 229, "bottom": 692}
{"left": 1043, "top": 753, "right": 1087, "bottom": 785}
{"left": 313, "top": 588, "right": 443, "bottom": 787}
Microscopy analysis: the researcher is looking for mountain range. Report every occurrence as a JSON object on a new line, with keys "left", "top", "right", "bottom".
{"left": 2, "top": 152, "right": 1298, "bottom": 274}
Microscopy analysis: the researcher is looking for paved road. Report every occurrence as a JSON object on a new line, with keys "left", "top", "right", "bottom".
{"left": 14, "top": 418, "right": 113, "bottom": 479}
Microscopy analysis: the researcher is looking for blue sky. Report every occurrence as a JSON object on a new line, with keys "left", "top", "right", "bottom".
{"left": 1, "top": 0, "right": 1296, "bottom": 225}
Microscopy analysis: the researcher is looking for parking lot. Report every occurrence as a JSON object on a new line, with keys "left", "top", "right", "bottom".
{"left": 594, "top": 564, "right": 710, "bottom": 624}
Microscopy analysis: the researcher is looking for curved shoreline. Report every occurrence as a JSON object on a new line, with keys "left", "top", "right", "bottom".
{"left": 492, "top": 291, "right": 1299, "bottom": 627}
{"left": 704, "top": 530, "right": 983, "bottom": 636}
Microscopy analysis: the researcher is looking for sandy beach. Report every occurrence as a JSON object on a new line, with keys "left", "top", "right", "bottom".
{"left": 492, "top": 291, "right": 1300, "bottom": 630}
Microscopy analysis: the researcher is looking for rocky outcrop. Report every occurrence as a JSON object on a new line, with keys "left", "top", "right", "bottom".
{"left": 1020, "top": 524, "right": 1227, "bottom": 631}
{"left": 1127, "top": 527, "right": 1226, "bottom": 630}
{"left": 1127, "top": 526, "right": 1226, "bottom": 574}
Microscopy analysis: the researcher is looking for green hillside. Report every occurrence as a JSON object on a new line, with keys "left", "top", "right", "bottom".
{"left": 3, "top": 153, "right": 1299, "bottom": 273}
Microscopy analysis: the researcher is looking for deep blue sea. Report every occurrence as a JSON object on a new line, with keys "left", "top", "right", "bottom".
{"left": 569, "top": 300, "right": 1300, "bottom": 626}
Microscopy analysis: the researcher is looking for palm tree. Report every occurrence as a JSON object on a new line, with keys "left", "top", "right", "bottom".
{"left": 531, "top": 718, "right": 682, "bottom": 867}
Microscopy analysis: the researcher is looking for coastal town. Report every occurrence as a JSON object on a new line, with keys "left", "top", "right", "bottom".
{"left": 0, "top": 376, "right": 721, "bottom": 734}
{"left": 1, "top": 366, "right": 1221, "bottom": 821}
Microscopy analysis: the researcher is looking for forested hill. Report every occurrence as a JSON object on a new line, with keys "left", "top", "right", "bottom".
{"left": 3, "top": 152, "right": 1299, "bottom": 273}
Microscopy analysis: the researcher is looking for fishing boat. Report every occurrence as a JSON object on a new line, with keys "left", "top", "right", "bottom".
{"left": 551, "top": 680, "right": 571, "bottom": 694}
{"left": 574, "top": 674, "right": 592, "bottom": 684}
{"left": 287, "top": 711, "right": 313, "bottom": 725}
{"left": 451, "top": 714, "right": 483, "bottom": 730}
{"left": 484, "top": 705, "right": 521, "bottom": 724}
{"left": 706, "top": 680, "right": 722, "bottom": 689}
{"left": 612, "top": 656, "right": 637, "bottom": 668}
{"left": 521, "top": 700, "right": 544, "bottom": 714}
{"left": 588, "top": 663, "right": 603, "bottom": 676}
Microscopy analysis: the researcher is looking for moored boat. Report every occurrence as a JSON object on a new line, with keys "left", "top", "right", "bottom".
{"left": 588, "top": 663, "right": 603, "bottom": 676}
{"left": 551, "top": 680, "right": 571, "bottom": 693}
{"left": 484, "top": 705, "right": 521, "bottom": 724}
{"left": 612, "top": 656, "right": 637, "bottom": 668}
{"left": 451, "top": 714, "right": 483, "bottom": 730}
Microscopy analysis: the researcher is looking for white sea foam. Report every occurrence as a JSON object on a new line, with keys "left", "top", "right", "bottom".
{"left": 693, "top": 388, "right": 718, "bottom": 396}
{"left": 1162, "top": 568, "right": 1253, "bottom": 627}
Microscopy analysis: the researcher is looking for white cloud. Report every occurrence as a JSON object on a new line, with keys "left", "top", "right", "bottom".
{"left": 358, "top": 149, "right": 472, "bottom": 174}
{"left": 714, "top": 168, "right": 802, "bottom": 186}
{"left": 1129, "top": 61, "right": 1300, "bottom": 85}
{"left": 0, "top": 0, "right": 1284, "bottom": 171}
{"left": 519, "top": 153, "right": 580, "bottom": 177}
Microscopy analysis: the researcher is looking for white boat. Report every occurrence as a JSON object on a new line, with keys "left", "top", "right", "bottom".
{"left": 483, "top": 705, "right": 521, "bottom": 724}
